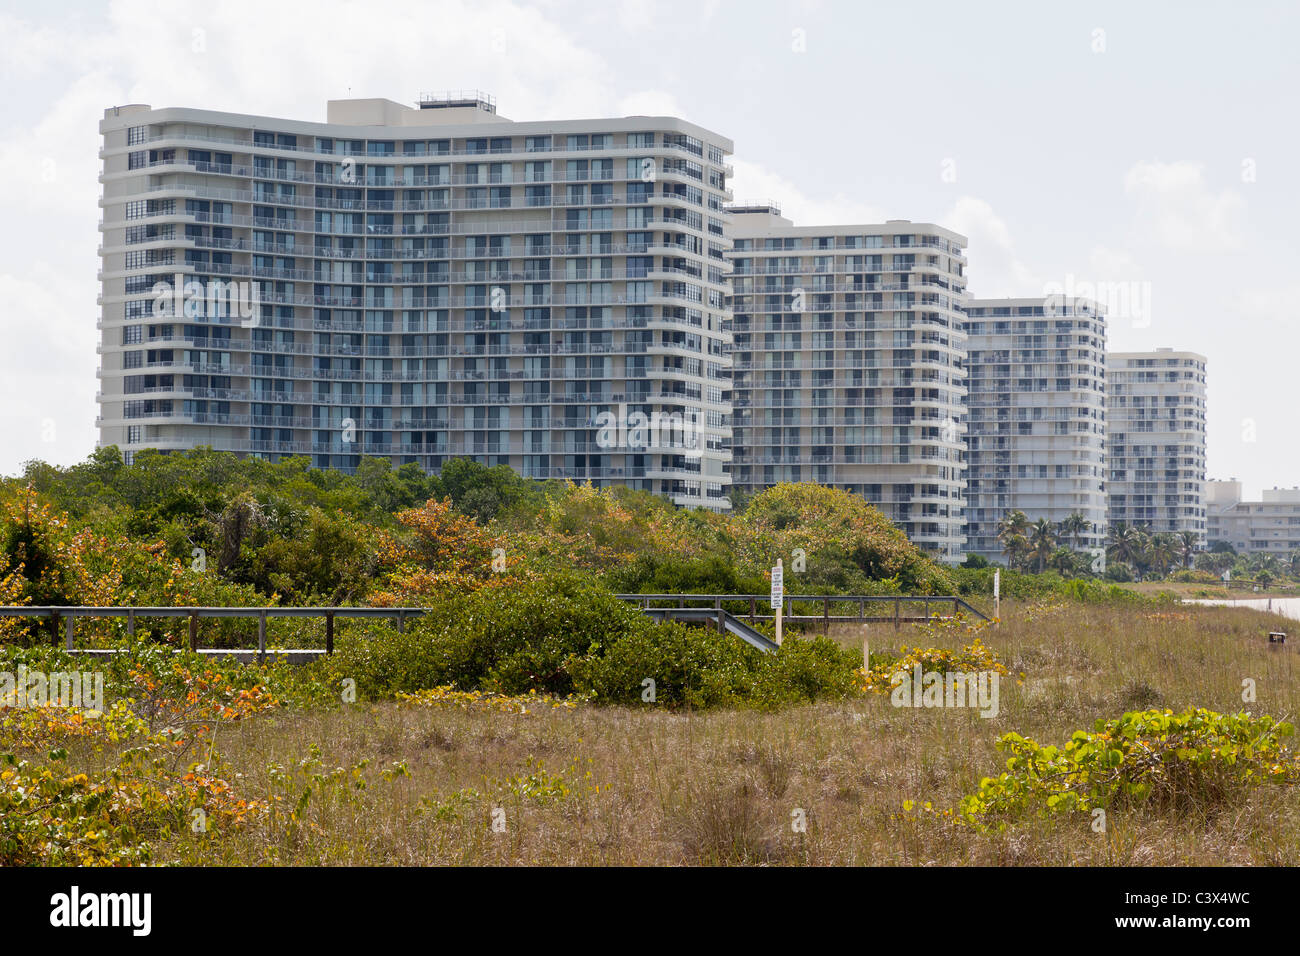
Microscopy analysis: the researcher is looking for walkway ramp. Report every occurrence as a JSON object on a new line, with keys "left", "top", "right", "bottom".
{"left": 640, "top": 606, "right": 780, "bottom": 653}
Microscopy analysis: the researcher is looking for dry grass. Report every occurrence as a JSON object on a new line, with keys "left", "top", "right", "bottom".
{"left": 138, "top": 599, "right": 1300, "bottom": 865}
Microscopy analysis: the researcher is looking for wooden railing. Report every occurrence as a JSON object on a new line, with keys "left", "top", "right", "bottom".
{"left": 615, "top": 594, "right": 989, "bottom": 633}
{"left": 0, "top": 606, "right": 421, "bottom": 662}
{"left": 0, "top": 593, "right": 989, "bottom": 660}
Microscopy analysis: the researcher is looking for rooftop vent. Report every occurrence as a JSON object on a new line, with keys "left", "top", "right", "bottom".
{"left": 417, "top": 90, "right": 496, "bottom": 113}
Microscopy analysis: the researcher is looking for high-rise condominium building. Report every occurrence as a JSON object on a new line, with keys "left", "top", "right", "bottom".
{"left": 97, "top": 94, "right": 735, "bottom": 509}
{"left": 962, "top": 297, "right": 1108, "bottom": 563}
{"left": 1207, "top": 480, "right": 1300, "bottom": 555}
{"left": 1106, "top": 349, "right": 1207, "bottom": 542}
{"left": 725, "top": 206, "right": 969, "bottom": 561}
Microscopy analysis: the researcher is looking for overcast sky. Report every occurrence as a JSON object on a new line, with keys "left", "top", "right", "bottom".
{"left": 1, "top": 0, "right": 1295, "bottom": 498}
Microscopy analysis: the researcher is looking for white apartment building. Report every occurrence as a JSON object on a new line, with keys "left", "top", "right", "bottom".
{"left": 97, "top": 93, "right": 735, "bottom": 509}
{"left": 1207, "top": 480, "right": 1300, "bottom": 555}
{"left": 963, "top": 297, "right": 1108, "bottom": 563}
{"left": 1106, "top": 349, "right": 1207, "bottom": 542}
{"left": 725, "top": 206, "right": 969, "bottom": 561}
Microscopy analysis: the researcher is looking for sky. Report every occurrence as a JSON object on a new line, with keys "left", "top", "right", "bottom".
{"left": 0, "top": 0, "right": 1296, "bottom": 498}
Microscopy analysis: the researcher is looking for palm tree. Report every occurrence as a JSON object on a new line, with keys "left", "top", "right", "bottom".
{"left": 997, "top": 510, "right": 1029, "bottom": 568}
{"left": 1148, "top": 533, "right": 1179, "bottom": 577}
{"left": 1029, "top": 518, "right": 1056, "bottom": 572}
{"left": 1003, "top": 532, "right": 1031, "bottom": 571}
{"left": 1048, "top": 546, "right": 1077, "bottom": 575}
{"left": 1107, "top": 522, "right": 1146, "bottom": 576}
{"left": 1197, "top": 550, "right": 1230, "bottom": 576}
{"left": 1059, "top": 512, "right": 1089, "bottom": 553}
{"left": 1175, "top": 530, "right": 1198, "bottom": 570}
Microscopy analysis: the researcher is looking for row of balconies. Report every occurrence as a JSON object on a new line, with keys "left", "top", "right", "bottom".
{"left": 110, "top": 132, "right": 733, "bottom": 173}
{"left": 115, "top": 158, "right": 719, "bottom": 190}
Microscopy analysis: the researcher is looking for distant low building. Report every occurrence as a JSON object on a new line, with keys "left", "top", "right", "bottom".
{"left": 1207, "top": 480, "right": 1300, "bottom": 555}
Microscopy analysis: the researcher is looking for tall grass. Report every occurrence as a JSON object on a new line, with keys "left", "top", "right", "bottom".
{"left": 40, "top": 600, "right": 1300, "bottom": 865}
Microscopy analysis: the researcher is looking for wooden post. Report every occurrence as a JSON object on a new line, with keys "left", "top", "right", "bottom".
{"left": 325, "top": 611, "right": 335, "bottom": 655}
{"left": 189, "top": 611, "right": 199, "bottom": 652}
{"left": 894, "top": 597, "right": 901, "bottom": 631}
{"left": 65, "top": 614, "right": 75, "bottom": 651}
{"left": 823, "top": 596, "right": 830, "bottom": 636}
{"left": 257, "top": 611, "right": 267, "bottom": 663}
{"left": 715, "top": 596, "right": 723, "bottom": 633}
{"left": 126, "top": 608, "right": 135, "bottom": 639}
{"left": 749, "top": 597, "right": 756, "bottom": 623}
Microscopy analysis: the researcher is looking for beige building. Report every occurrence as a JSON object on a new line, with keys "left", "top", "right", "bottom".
{"left": 1207, "top": 480, "right": 1300, "bottom": 555}
{"left": 725, "top": 205, "right": 969, "bottom": 561}
{"left": 97, "top": 93, "right": 735, "bottom": 509}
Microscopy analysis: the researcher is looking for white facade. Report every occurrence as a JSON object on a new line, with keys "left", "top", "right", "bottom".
{"left": 97, "top": 94, "right": 734, "bottom": 509}
{"left": 963, "top": 297, "right": 1108, "bottom": 562}
{"left": 1208, "top": 480, "right": 1300, "bottom": 555}
{"left": 1106, "top": 349, "right": 1207, "bottom": 542}
{"left": 725, "top": 206, "right": 969, "bottom": 561}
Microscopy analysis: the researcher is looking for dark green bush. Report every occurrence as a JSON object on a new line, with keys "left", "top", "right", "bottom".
{"left": 327, "top": 572, "right": 862, "bottom": 708}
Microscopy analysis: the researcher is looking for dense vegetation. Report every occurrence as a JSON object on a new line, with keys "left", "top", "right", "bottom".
{"left": 0, "top": 446, "right": 963, "bottom": 705}
{"left": 984, "top": 507, "right": 1299, "bottom": 590}
{"left": 3, "top": 449, "right": 1296, "bottom": 866}
{"left": 5, "top": 446, "right": 954, "bottom": 618}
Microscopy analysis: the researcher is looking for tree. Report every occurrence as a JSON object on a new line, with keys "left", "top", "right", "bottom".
{"left": 1059, "top": 512, "right": 1089, "bottom": 553}
{"left": 1048, "top": 546, "right": 1078, "bottom": 575}
{"left": 1107, "top": 522, "right": 1147, "bottom": 575}
{"left": 1175, "top": 530, "right": 1198, "bottom": 570}
{"left": 997, "top": 510, "right": 1029, "bottom": 568}
{"left": 1003, "top": 533, "right": 1031, "bottom": 571}
{"left": 1148, "top": 533, "right": 1179, "bottom": 577}
{"left": 1197, "top": 550, "right": 1232, "bottom": 576}
{"left": 1029, "top": 518, "right": 1056, "bottom": 572}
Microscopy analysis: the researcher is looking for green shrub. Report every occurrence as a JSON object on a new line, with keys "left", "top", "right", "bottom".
{"left": 952, "top": 708, "right": 1300, "bottom": 831}
{"left": 569, "top": 618, "right": 765, "bottom": 708}
{"left": 327, "top": 572, "right": 863, "bottom": 708}
{"left": 753, "top": 636, "right": 863, "bottom": 706}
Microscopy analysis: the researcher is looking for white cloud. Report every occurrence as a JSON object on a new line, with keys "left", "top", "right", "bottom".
{"left": 941, "top": 196, "right": 1041, "bottom": 298}
{"left": 728, "top": 157, "right": 887, "bottom": 226}
{"left": 1121, "top": 160, "right": 1245, "bottom": 251}
{"left": 0, "top": 268, "right": 99, "bottom": 472}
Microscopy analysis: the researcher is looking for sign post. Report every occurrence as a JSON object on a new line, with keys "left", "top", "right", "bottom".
{"left": 771, "top": 558, "right": 784, "bottom": 645}
{"left": 993, "top": 569, "right": 1000, "bottom": 623}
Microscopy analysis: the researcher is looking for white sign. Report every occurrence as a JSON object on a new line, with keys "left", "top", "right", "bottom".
{"left": 770, "top": 564, "right": 784, "bottom": 610}
{"left": 993, "top": 569, "right": 1000, "bottom": 600}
